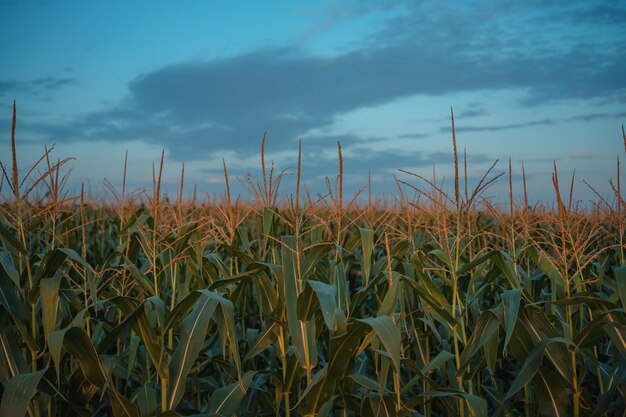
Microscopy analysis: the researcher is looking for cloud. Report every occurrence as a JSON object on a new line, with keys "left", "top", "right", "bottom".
{"left": 35, "top": 37, "right": 625, "bottom": 155}
{"left": 568, "top": 152, "right": 601, "bottom": 160}
{"left": 567, "top": 112, "right": 626, "bottom": 123}
{"left": 457, "top": 108, "right": 490, "bottom": 119}
{"left": 17, "top": 0, "right": 626, "bottom": 168}
{"left": 397, "top": 132, "right": 430, "bottom": 139}
{"left": 0, "top": 76, "right": 74, "bottom": 98}
{"left": 564, "top": 3, "right": 626, "bottom": 25}
{"left": 441, "top": 119, "right": 555, "bottom": 133}
{"left": 440, "top": 111, "right": 626, "bottom": 133}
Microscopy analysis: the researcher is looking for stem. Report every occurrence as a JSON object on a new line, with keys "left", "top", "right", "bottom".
{"left": 524, "top": 385, "right": 531, "bottom": 417}
{"left": 161, "top": 380, "right": 167, "bottom": 413}
{"left": 451, "top": 276, "right": 465, "bottom": 417}
{"left": 279, "top": 326, "right": 290, "bottom": 417}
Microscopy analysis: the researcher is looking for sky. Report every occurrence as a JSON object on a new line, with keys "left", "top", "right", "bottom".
{"left": 1, "top": 0, "right": 625, "bottom": 206}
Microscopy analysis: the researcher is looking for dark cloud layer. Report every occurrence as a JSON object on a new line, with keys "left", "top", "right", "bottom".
{"left": 35, "top": 38, "right": 625, "bottom": 158}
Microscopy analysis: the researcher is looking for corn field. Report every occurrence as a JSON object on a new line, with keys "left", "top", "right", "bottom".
{"left": 1, "top": 104, "right": 625, "bottom": 417}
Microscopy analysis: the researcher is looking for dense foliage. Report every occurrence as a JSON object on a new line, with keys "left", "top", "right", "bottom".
{"left": 1, "top": 107, "right": 625, "bottom": 416}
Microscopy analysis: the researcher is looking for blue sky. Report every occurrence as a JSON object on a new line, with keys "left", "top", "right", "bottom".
{"left": 1, "top": 0, "right": 625, "bottom": 204}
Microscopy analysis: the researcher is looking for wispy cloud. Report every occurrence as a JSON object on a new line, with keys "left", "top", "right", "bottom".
{"left": 397, "top": 132, "right": 430, "bottom": 139}
{"left": 441, "top": 119, "right": 554, "bottom": 133}
{"left": 568, "top": 151, "right": 601, "bottom": 160}
{"left": 457, "top": 108, "right": 490, "bottom": 119}
{"left": 440, "top": 111, "right": 626, "bottom": 133}
{"left": 0, "top": 76, "right": 74, "bottom": 99}
{"left": 567, "top": 112, "right": 626, "bottom": 123}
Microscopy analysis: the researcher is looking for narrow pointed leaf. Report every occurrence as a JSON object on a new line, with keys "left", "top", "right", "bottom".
{"left": 357, "top": 316, "right": 401, "bottom": 373}
{"left": 501, "top": 288, "right": 521, "bottom": 352}
{"left": 41, "top": 276, "right": 61, "bottom": 340}
{"left": 505, "top": 337, "right": 574, "bottom": 399}
{"left": 207, "top": 371, "right": 255, "bottom": 417}
{"left": 167, "top": 292, "right": 218, "bottom": 410}
{"left": 0, "top": 369, "right": 45, "bottom": 417}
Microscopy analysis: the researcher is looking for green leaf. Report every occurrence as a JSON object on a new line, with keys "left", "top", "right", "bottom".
{"left": 308, "top": 280, "right": 343, "bottom": 334}
{"left": 167, "top": 292, "right": 219, "bottom": 410}
{"left": 0, "top": 265, "right": 29, "bottom": 322}
{"left": 575, "top": 310, "right": 615, "bottom": 348}
{"left": 281, "top": 352, "right": 304, "bottom": 393}
{"left": 135, "top": 384, "right": 157, "bottom": 417}
{"left": 349, "top": 374, "right": 381, "bottom": 392}
{"left": 301, "top": 242, "right": 333, "bottom": 279}
{"left": 423, "top": 350, "right": 455, "bottom": 375}
{"left": 145, "top": 295, "right": 167, "bottom": 332}
{"left": 528, "top": 247, "right": 563, "bottom": 288}
{"left": 300, "top": 320, "right": 376, "bottom": 414}
{"left": 357, "top": 316, "right": 401, "bottom": 373}
{"left": 358, "top": 228, "right": 374, "bottom": 287}
{"left": 108, "top": 389, "right": 140, "bottom": 417}
{"left": 602, "top": 313, "right": 626, "bottom": 358}
{"left": 501, "top": 288, "right": 521, "bottom": 352}
{"left": 615, "top": 265, "right": 626, "bottom": 313}
{"left": 402, "top": 276, "right": 457, "bottom": 329}
{"left": 208, "top": 268, "right": 261, "bottom": 291}
{"left": 0, "top": 251, "right": 19, "bottom": 286}
{"left": 48, "top": 309, "right": 86, "bottom": 384}
{"left": 281, "top": 235, "right": 317, "bottom": 372}
{"left": 300, "top": 366, "right": 329, "bottom": 415}
{"left": 122, "top": 263, "right": 155, "bottom": 296}
{"left": 535, "top": 368, "right": 572, "bottom": 417}
{"left": 207, "top": 371, "right": 255, "bottom": 417}
{"left": 164, "top": 291, "right": 203, "bottom": 333}
{"left": 40, "top": 277, "right": 61, "bottom": 340}
{"left": 297, "top": 280, "right": 318, "bottom": 322}
{"left": 491, "top": 251, "right": 520, "bottom": 289}
{"left": 459, "top": 312, "right": 499, "bottom": 373}
{"left": 330, "top": 246, "right": 349, "bottom": 316}
{"left": 428, "top": 389, "right": 488, "bottom": 417}
{"left": 0, "top": 313, "right": 27, "bottom": 381}
{"left": 0, "top": 369, "right": 45, "bottom": 417}
{"left": 261, "top": 207, "right": 276, "bottom": 247}
{"left": 316, "top": 395, "right": 338, "bottom": 417}
{"left": 484, "top": 325, "right": 499, "bottom": 373}
{"left": 366, "top": 395, "right": 397, "bottom": 417}
{"left": 211, "top": 291, "right": 243, "bottom": 382}
{"left": 457, "top": 250, "right": 520, "bottom": 289}
{"left": 105, "top": 297, "right": 166, "bottom": 380}
{"left": 429, "top": 249, "right": 452, "bottom": 266}
{"left": 0, "top": 223, "right": 27, "bottom": 254}
{"left": 126, "top": 334, "right": 140, "bottom": 380}
{"left": 513, "top": 307, "right": 574, "bottom": 384}
{"left": 377, "top": 271, "right": 401, "bottom": 316}
{"left": 63, "top": 327, "right": 107, "bottom": 388}
{"left": 505, "top": 337, "right": 575, "bottom": 400}
{"left": 36, "top": 248, "right": 92, "bottom": 283}
{"left": 244, "top": 321, "right": 279, "bottom": 362}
